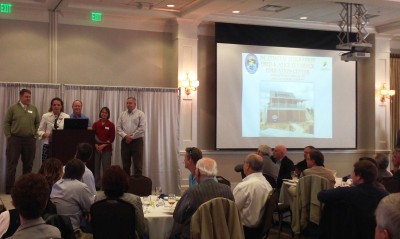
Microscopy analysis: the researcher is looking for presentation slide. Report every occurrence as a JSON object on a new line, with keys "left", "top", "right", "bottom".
{"left": 217, "top": 43, "right": 356, "bottom": 149}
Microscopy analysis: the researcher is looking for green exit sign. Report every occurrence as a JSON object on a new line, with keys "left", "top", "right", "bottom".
{"left": 91, "top": 12, "right": 102, "bottom": 22}
{"left": 0, "top": 3, "right": 12, "bottom": 13}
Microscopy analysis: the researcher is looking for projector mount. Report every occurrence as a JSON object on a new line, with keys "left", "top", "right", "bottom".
{"left": 336, "top": 2, "right": 372, "bottom": 60}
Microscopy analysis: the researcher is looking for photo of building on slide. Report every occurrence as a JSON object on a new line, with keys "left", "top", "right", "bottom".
{"left": 260, "top": 83, "right": 314, "bottom": 137}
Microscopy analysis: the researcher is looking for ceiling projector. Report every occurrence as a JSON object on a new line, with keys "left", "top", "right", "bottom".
{"left": 337, "top": 42, "right": 372, "bottom": 62}
{"left": 340, "top": 51, "right": 370, "bottom": 62}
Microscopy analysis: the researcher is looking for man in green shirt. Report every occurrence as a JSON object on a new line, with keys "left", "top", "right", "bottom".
{"left": 3, "top": 89, "right": 40, "bottom": 194}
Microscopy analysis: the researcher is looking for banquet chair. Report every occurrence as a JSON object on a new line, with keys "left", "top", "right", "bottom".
{"left": 190, "top": 197, "right": 244, "bottom": 239}
{"left": 381, "top": 177, "right": 400, "bottom": 193}
{"left": 275, "top": 202, "right": 293, "bottom": 239}
{"left": 243, "top": 189, "right": 277, "bottom": 239}
{"left": 44, "top": 214, "right": 75, "bottom": 239}
{"left": 291, "top": 175, "right": 333, "bottom": 237}
{"left": 263, "top": 173, "right": 292, "bottom": 238}
{"left": 263, "top": 173, "right": 277, "bottom": 189}
{"left": 127, "top": 175, "right": 152, "bottom": 196}
{"left": 319, "top": 201, "right": 357, "bottom": 239}
{"left": 216, "top": 176, "right": 231, "bottom": 187}
{"left": 90, "top": 198, "right": 136, "bottom": 239}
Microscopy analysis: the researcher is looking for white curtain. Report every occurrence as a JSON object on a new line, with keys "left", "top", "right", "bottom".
{"left": 62, "top": 85, "right": 181, "bottom": 194}
{"left": 1, "top": 83, "right": 180, "bottom": 194}
{"left": 0, "top": 82, "right": 61, "bottom": 193}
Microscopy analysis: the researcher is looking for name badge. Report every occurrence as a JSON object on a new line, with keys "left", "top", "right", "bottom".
{"left": 105, "top": 127, "right": 110, "bottom": 130}
{"left": 28, "top": 110, "right": 33, "bottom": 114}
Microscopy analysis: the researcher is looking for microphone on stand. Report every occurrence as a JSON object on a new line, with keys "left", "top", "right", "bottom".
{"left": 54, "top": 115, "right": 59, "bottom": 130}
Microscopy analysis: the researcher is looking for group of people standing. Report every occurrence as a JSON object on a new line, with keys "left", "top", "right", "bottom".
{"left": 3, "top": 89, "right": 146, "bottom": 194}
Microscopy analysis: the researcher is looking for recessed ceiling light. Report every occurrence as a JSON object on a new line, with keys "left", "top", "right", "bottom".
{"left": 300, "top": 16, "right": 308, "bottom": 20}
{"left": 167, "top": 4, "right": 175, "bottom": 8}
{"left": 232, "top": 10, "right": 240, "bottom": 14}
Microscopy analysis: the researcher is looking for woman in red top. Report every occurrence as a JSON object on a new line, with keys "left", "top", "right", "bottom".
{"left": 92, "top": 107, "right": 116, "bottom": 190}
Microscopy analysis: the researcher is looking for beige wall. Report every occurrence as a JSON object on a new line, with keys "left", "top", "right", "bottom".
{"left": 0, "top": 20, "right": 49, "bottom": 83}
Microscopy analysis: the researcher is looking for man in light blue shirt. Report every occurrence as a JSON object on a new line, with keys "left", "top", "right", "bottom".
{"left": 117, "top": 97, "right": 146, "bottom": 176}
{"left": 184, "top": 147, "right": 203, "bottom": 187}
{"left": 69, "top": 100, "right": 91, "bottom": 126}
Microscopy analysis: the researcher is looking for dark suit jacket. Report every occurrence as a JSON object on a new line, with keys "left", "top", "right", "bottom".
{"left": 318, "top": 183, "right": 389, "bottom": 239}
{"left": 170, "top": 179, "right": 234, "bottom": 239}
{"left": 295, "top": 159, "right": 308, "bottom": 174}
{"left": 272, "top": 156, "right": 294, "bottom": 189}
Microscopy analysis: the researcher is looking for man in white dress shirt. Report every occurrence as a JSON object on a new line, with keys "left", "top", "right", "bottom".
{"left": 233, "top": 153, "right": 273, "bottom": 237}
{"left": 117, "top": 97, "right": 146, "bottom": 176}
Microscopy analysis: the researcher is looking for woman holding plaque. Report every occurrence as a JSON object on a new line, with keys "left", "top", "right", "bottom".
{"left": 92, "top": 106, "right": 115, "bottom": 190}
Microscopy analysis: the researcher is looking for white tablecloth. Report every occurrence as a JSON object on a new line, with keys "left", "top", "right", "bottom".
{"left": 143, "top": 200, "right": 175, "bottom": 239}
{"left": 278, "top": 177, "right": 349, "bottom": 207}
{"left": 279, "top": 180, "right": 297, "bottom": 207}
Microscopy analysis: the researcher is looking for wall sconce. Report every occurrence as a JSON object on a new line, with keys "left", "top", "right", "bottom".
{"left": 180, "top": 72, "right": 199, "bottom": 95}
{"left": 380, "top": 83, "right": 395, "bottom": 102}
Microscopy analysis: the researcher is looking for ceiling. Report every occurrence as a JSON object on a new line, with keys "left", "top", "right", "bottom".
{"left": 3, "top": 0, "right": 400, "bottom": 38}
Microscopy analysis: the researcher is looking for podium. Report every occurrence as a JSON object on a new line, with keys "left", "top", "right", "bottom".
{"left": 49, "top": 129, "right": 95, "bottom": 171}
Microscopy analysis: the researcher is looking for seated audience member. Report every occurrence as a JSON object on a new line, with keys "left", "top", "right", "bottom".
{"left": 51, "top": 159, "right": 95, "bottom": 238}
{"left": 39, "top": 158, "right": 64, "bottom": 190}
{"left": 271, "top": 145, "right": 294, "bottom": 189}
{"left": 391, "top": 148, "right": 400, "bottom": 178}
{"left": 0, "top": 209, "right": 16, "bottom": 238}
{"left": 359, "top": 157, "right": 386, "bottom": 189}
{"left": 183, "top": 147, "right": 203, "bottom": 187}
{"left": 294, "top": 146, "right": 315, "bottom": 176}
{"left": 96, "top": 165, "right": 145, "bottom": 239}
{"left": 233, "top": 154, "right": 272, "bottom": 238}
{"left": 375, "top": 193, "right": 400, "bottom": 239}
{"left": 302, "top": 149, "right": 335, "bottom": 187}
{"left": 258, "top": 144, "right": 279, "bottom": 181}
{"left": 75, "top": 143, "right": 96, "bottom": 195}
{"left": 359, "top": 156, "right": 378, "bottom": 167}
{"left": 38, "top": 158, "right": 64, "bottom": 215}
{"left": 318, "top": 160, "right": 389, "bottom": 239}
{"left": 170, "top": 157, "right": 234, "bottom": 239}
{"left": 8, "top": 173, "right": 61, "bottom": 239}
{"left": 1, "top": 160, "right": 65, "bottom": 238}
{"left": 374, "top": 153, "right": 393, "bottom": 180}
{"left": 234, "top": 144, "right": 278, "bottom": 181}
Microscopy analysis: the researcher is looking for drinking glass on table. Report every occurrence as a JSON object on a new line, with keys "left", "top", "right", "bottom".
{"left": 155, "top": 186, "right": 162, "bottom": 196}
{"left": 143, "top": 196, "right": 151, "bottom": 213}
{"left": 167, "top": 194, "right": 176, "bottom": 209}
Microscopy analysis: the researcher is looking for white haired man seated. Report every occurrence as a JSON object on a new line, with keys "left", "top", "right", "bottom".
{"left": 170, "top": 158, "right": 234, "bottom": 239}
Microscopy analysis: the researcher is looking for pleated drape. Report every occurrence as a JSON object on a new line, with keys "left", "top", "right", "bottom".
{"left": 0, "top": 83, "right": 180, "bottom": 194}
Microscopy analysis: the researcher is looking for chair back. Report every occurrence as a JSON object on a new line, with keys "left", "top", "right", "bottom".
{"left": 319, "top": 201, "right": 357, "bottom": 239}
{"left": 291, "top": 175, "right": 333, "bottom": 235}
{"left": 44, "top": 214, "right": 76, "bottom": 239}
{"left": 381, "top": 177, "right": 400, "bottom": 193}
{"left": 259, "top": 189, "right": 278, "bottom": 236}
{"left": 190, "top": 197, "right": 244, "bottom": 239}
{"left": 90, "top": 198, "right": 136, "bottom": 239}
{"left": 263, "top": 173, "right": 277, "bottom": 188}
{"left": 243, "top": 189, "right": 278, "bottom": 239}
{"left": 128, "top": 175, "right": 152, "bottom": 196}
{"left": 216, "top": 176, "right": 231, "bottom": 187}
